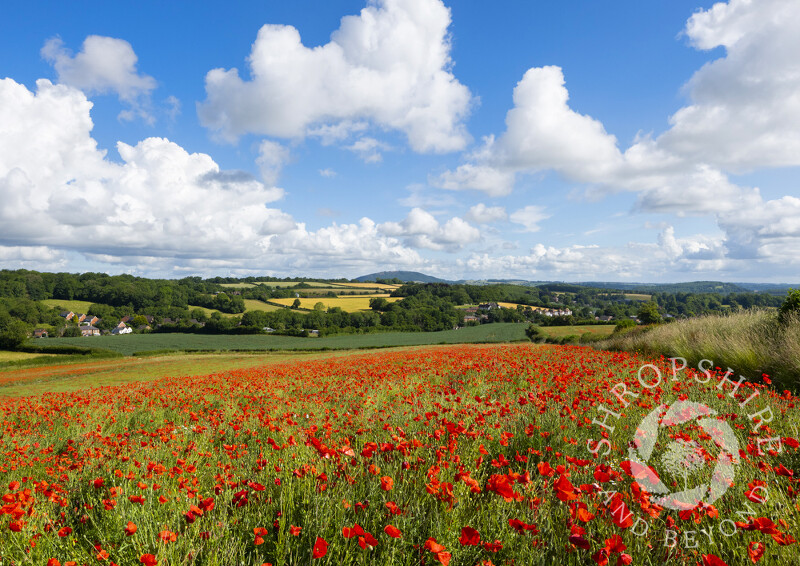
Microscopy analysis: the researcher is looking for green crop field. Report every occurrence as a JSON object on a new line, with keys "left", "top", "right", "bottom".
{"left": 39, "top": 323, "right": 529, "bottom": 356}
{"left": 40, "top": 299, "right": 97, "bottom": 313}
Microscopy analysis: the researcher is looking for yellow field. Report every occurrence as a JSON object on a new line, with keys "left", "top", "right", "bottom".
{"left": 271, "top": 296, "right": 402, "bottom": 312}
{"left": 40, "top": 299, "right": 95, "bottom": 313}
{"left": 0, "top": 351, "right": 57, "bottom": 362}
{"left": 219, "top": 283, "right": 257, "bottom": 289}
{"left": 330, "top": 282, "right": 403, "bottom": 290}
{"left": 497, "top": 302, "right": 548, "bottom": 311}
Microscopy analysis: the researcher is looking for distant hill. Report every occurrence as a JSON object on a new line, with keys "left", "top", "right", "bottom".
{"left": 355, "top": 271, "right": 451, "bottom": 284}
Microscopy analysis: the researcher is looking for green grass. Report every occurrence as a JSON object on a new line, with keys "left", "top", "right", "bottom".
{"left": 538, "top": 325, "right": 615, "bottom": 338}
{"left": 40, "top": 299, "right": 97, "bottom": 313}
{"left": 0, "top": 350, "right": 58, "bottom": 362}
{"left": 36, "top": 323, "right": 529, "bottom": 356}
{"left": 187, "top": 305, "right": 238, "bottom": 318}
{"left": 597, "top": 309, "right": 800, "bottom": 390}
{"left": 243, "top": 299, "right": 284, "bottom": 312}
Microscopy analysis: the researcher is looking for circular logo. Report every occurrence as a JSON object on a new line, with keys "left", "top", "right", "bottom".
{"left": 627, "top": 400, "right": 740, "bottom": 510}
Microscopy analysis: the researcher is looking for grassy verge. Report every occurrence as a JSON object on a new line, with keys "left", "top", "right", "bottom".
{"left": 596, "top": 309, "right": 800, "bottom": 389}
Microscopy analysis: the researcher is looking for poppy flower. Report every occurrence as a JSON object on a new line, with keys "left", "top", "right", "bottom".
{"left": 459, "top": 526, "right": 480, "bottom": 545}
{"left": 312, "top": 537, "right": 328, "bottom": 559}
{"left": 384, "top": 524, "right": 401, "bottom": 538}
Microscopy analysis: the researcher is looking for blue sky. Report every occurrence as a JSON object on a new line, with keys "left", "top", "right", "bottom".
{"left": 1, "top": 0, "right": 799, "bottom": 281}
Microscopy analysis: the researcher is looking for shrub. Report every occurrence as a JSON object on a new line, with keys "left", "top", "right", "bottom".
{"left": 614, "top": 319, "right": 636, "bottom": 333}
{"left": 525, "top": 324, "right": 546, "bottom": 343}
{"left": 779, "top": 288, "right": 800, "bottom": 324}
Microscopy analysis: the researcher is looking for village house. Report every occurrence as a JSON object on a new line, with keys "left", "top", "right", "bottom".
{"left": 33, "top": 329, "right": 48, "bottom": 338}
{"left": 80, "top": 325, "right": 100, "bottom": 337}
{"left": 80, "top": 314, "right": 100, "bottom": 326}
{"left": 478, "top": 302, "right": 500, "bottom": 311}
{"left": 542, "top": 308, "right": 573, "bottom": 317}
{"left": 111, "top": 322, "right": 132, "bottom": 335}
{"left": 59, "top": 311, "right": 75, "bottom": 321}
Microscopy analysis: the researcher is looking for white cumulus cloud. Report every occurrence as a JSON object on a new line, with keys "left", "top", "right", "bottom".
{"left": 198, "top": 0, "right": 473, "bottom": 153}
{"left": 0, "top": 77, "right": 434, "bottom": 276}
{"left": 465, "top": 203, "right": 507, "bottom": 224}
{"left": 42, "top": 35, "right": 157, "bottom": 123}
{"left": 379, "top": 207, "right": 480, "bottom": 250}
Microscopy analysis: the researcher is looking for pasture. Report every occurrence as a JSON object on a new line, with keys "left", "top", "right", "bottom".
{"left": 40, "top": 299, "right": 96, "bottom": 313}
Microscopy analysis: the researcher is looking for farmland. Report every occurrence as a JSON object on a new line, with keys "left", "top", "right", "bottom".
{"left": 0, "top": 343, "right": 796, "bottom": 565}
{"left": 36, "top": 323, "right": 529, "bottom": 356}
{"left": 270, "top": 295, "right": 402, "bottom": 312}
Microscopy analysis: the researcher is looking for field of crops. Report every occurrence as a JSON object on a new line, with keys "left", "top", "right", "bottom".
{"left": 271, "top": 296, "right": 401, "bottom": 311}
{"left": 329, "top": 282, "right": 402, "bottom": 291}
{"left": 0, "top": 344, "right": 796, "bottom": 565}
{"left": 40, "top": 323, "right": 529, "bottom": 356}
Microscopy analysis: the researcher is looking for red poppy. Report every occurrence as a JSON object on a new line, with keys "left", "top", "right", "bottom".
{"left": 384, "top": 524, "right": 401, "bottom": 538}
{"left": 312, "top": 537, "right": 328, "bottom": 559}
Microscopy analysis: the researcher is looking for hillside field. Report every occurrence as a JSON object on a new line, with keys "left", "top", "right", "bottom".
{"left": 40, "top": 299, "right": 96, "bottom": 313}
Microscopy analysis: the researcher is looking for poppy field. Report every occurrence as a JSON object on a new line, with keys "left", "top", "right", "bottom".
{"left": 0, "top": 344, "right": 798, "bottom": 565}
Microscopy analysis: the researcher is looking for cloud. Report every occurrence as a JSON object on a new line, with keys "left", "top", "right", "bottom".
{"left": 436, "top": 0, "right": 800, "bottom": 267}
{"left": 509, "top": 205, "right": 549, "bottom": 232}
{"left": 346, "top": 137, "right": 390, "bottom": 163}
{"left": 464, "top": 203, "right": 507, "bottom": 224}
{"left": 661, "top": 0, "right": 800, "bottom": 170}
{"left": 197, "top": 0, "right": 472, "bottom": 153}
{"left": 0, "top": 77, "right": 434, "bottom": 276}
{"left": 379, "top": 207, "right": 480, "bottom": 250}
{"left": 318, "top": 168, "right": 337, "bottom": 178}
{"left": 458, "top": 226, "right": 727, "bottom": 281}
{"left": 42, "top": 35, "right": 157, "bottom": 123}
{"left": 432, "top": 163, "right": 515, "bottom": 197}
{"left": 0, "top": 78, "right": 289, "bottom": 259}
{"left": 256, "top": 139, "right": 290, "bottom": 185}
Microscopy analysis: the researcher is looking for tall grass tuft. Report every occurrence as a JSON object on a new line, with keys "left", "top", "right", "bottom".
{"left": 596, "top": 309, "right": 800, "bottom": 390}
